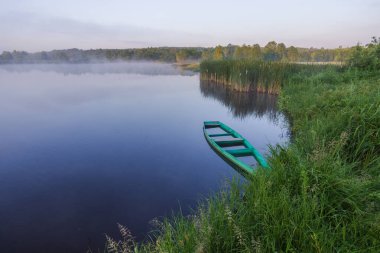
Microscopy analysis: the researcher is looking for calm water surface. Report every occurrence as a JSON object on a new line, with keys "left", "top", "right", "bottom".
{"left": 0, "top": 63, "right": 288, "bottom": 252}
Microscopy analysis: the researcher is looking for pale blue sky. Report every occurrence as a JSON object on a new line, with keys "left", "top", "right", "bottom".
{"left": 0, "top": 0, "right": 379, "bottom": 52}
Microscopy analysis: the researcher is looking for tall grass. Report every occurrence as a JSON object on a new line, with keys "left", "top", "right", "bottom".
{"left": 200, "top": 59, "right": 342, "bottom": 94}
{"left": 106, "top": 65, "right": 380, "bottom": 253}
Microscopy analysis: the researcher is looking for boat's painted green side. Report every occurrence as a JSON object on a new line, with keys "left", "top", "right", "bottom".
{"left": 203, "top": 121, "right": 269, "bottom": 176}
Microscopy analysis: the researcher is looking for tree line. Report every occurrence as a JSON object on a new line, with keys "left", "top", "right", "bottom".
{"left": 0, "top": 47, "right": 203, "bottom": 64}
{"left": 201, "top": 42, "right": 355, "bottom": 62}
{"left": 1, "top": 39, "right": 375, "bottom": 64}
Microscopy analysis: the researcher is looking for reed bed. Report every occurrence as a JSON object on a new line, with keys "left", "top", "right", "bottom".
{"left": 200, "top": 59, "right": 342, "bottom": 94}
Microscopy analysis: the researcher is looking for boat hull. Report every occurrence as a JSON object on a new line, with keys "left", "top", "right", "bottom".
{"left": 203, "top": 121, "right": 269, "bottom": 176}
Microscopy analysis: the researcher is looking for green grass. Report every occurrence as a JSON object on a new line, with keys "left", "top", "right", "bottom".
{"left": 106, "top": 65, "right": 380, "bottom": 253}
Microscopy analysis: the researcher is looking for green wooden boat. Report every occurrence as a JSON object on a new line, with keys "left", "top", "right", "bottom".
{"left": 203, "top": 121, "right": 269, "bottom": 176}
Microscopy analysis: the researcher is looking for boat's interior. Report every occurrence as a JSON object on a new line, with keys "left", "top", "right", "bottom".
{"left": 204, "top": 122, "right": 258, "bottom": 167}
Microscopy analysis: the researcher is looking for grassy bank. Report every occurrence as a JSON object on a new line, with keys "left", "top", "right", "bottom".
{"left": 107, "top": 49, "right": 380, "bottom": 253}
{"left": 200, "top": 60, "right": 340, "bottom": 94}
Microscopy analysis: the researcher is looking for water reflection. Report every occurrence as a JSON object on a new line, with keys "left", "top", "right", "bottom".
{"left": 200, "top": 80, "right": 279, "bottom": 120}
{"left": 0, "top": 62, "right": 195, "bottom": 76}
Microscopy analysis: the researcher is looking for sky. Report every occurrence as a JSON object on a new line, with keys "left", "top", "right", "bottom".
{"left": 0, "top": 0, "right": 379, "bottom": 52}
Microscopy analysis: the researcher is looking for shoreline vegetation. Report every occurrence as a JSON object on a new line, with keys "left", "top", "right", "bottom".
{"left": 105, "top": 38, "right": 379, "bottom": 252}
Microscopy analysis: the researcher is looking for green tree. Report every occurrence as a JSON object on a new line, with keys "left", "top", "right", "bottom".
{"left": 213, "top": 45, "right": 224, "bottom": 60}
{"left": 251, "top": 44, "right": 262, "bottom": 60}
{"left": 349, "top": 37, "right": 380, "bottom": 70}
{"left": 233, "top": 46, "right": 244, "bottom": 59}
{"left": 223, "top": 44, "right": 236, "bottom": 59}
{"left": 286, "top": 46, "right": 299, "bottom": 62}
{"left": 277, "top": 43, "right": 287, "bottom": 60}
{"left": 264, "top": 41, "right": 280, "bottom": 61}
{"left": 175, "top": 48, "right": 202, "bottom": 62}
{"left": 201, "top": 49, "right": 213, "bottom": 60}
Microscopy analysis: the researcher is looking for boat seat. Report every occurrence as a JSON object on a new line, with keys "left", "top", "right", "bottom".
{"left": 204, "top": 124, "right": 220, "bottom": 129}
{"left": 204, "top": 122, "right": 221, "bottom": 129}
{"left": 215, "top": 139, "right": 245, "bottom": 147}
{"left": 209, "top": 133, "right": 233, "bottom": 137}
{"left": 226, "top": 148, "right": 253, "bottom": 157}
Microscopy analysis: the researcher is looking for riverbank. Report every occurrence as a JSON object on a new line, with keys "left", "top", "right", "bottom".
{"left": 107, "top": 49, "right": 380, "bottom": 253}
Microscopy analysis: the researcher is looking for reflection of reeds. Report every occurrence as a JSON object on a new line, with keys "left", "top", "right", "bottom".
{"left": 200, "top": 80, "right": 279, "bottom": 120}
{"left": 200, "top": 60, "right": 340, "bottom": 94}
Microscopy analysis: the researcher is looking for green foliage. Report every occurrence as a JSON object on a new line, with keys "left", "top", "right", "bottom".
{"left": 233, "top": 44, "right": 262, "bottom": 60}
{"left": 263, "top": 41, "right": 281, "bottom": 61}
{"left": 286, "top": 46, "right": 299, "bottom": 62}
{"left": 349, "top": 37, "right": 380, "bottom": 71}
{"left": 175, "top": 48, "right": 202, "bottom": 63}
{"left": 213, "top": 46, "right": 225, "bottom": 60}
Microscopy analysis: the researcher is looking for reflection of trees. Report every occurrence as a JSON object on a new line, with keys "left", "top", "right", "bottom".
{"left": 200, "top": 80, "right": 280, "bottom": 120}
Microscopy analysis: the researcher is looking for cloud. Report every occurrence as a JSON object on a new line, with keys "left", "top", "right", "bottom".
{"left": 0, "top": 3, "right": 378, "bottom": 52}
{"left": 0, "top": 12, "right": 215, "bottom": 52}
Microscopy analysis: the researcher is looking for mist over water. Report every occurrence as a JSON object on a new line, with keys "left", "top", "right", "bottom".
{"left": 0, "top": 63, "right": 288, "bottom": 252}
{"left": 0, "top": 62, "right": 195, "bottom": 76}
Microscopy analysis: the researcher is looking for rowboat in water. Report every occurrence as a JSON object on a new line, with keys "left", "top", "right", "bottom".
{"left": 203, "top": 121, "right": 269, "bottom": 176}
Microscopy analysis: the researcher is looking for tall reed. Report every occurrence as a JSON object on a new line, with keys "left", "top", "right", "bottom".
{"left": 200, "top": 59, "right": 341, "bottom": 94}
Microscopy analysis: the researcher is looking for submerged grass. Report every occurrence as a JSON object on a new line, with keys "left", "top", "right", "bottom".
{"left": 106, "top": 65, "right": 380, "bottom": 252}
{"left": 200, "top": 59, "right": 342, "bottom": 94}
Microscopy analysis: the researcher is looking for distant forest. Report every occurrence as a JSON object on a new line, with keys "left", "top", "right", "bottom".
{"left": 0, "top": 48, "right": 202, "bottom": 64}
{"left": 0, "top": 41, "right": 358, "bottom": 64}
